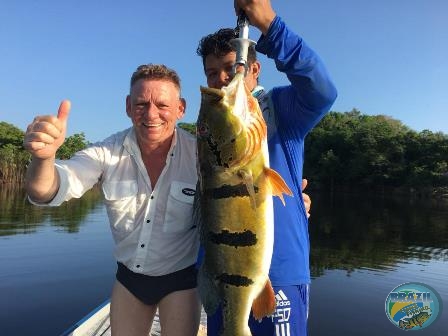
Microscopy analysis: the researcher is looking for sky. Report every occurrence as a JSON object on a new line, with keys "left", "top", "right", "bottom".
{"left": 1, "top": 0, "right": 447, "bottom": 142}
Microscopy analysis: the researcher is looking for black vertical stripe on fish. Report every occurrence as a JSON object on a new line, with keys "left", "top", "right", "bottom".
{"left": 216, "top": 273, "right": 254, "bottom": 287}
{"left": 206, "top": 136, "right": 223, "bottom": 166}
{"left": 208, "top": 229, "right": 257, "bottom": 247}
{"left": 206, "top": 184, "right": 259, "bottom": 199}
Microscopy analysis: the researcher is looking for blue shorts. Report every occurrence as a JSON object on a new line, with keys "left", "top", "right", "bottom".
{"left": 207, "top": 284, "right": 310, "bottom": 336}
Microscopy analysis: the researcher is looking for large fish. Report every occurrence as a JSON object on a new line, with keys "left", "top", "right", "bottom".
{"left": 195, "top": 72, "right": 292, "bottom": 336}
{"left": 398, "top": 311, "right": 431, "bottom": 329}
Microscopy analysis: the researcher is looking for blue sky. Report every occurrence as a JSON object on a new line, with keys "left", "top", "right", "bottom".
{"left": 1, "top": 0, "right": 447, "bottom": 142}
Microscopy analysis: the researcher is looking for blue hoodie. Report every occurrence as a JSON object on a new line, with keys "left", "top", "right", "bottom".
{"left": 254, "top": 16, "right": 337, "bottom": 285}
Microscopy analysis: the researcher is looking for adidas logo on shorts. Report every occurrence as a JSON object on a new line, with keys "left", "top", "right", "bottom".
{"left": 275, "top": 290, "right": 291, "bottom": 307}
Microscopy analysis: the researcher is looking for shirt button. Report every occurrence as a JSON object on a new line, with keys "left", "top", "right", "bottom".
{"left": 136, "top": 265, "right": 141, "bottom": 268}
{"left": 146, "top": 219, "right": 150, "bottom": 223}
{"left": 140, "top": 244, "right": 145, "bottom": 248}
{"left": 150, "top": 196, "right": 154, "bottom": 199}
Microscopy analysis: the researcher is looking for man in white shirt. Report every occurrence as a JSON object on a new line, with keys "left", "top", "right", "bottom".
{"left": 24, "top": 64, "right": 201, "bottom": 336}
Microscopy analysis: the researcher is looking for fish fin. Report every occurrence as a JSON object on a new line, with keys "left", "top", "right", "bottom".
{"left": 192, "top": 181, "right": 205, "bottom": 244}
{"left": 264, "top": 168, "right": 293, "bottom": 206}
{"left": 198, "top": 264, "right": 220, "bottom": 315}
{"left": 251, "top": 279, "right": 276, "bottom": 321}
{"left": 238, "top": 169, "right": 257, "bottom": 209}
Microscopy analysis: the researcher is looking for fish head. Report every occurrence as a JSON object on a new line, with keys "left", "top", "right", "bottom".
{"left": 197, "top": 72, "right": 266, "bottom": 171}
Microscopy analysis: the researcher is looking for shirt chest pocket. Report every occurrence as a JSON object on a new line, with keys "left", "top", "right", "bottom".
{"left": 102, "top": 181, "right": 138, "bottom": 239}
{"left": 163, "top": 181, "right": 196, "bottom": 233}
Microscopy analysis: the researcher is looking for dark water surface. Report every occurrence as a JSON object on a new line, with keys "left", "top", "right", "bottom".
{"left": 1, "top": 186, "right": 447, "bottom": 335}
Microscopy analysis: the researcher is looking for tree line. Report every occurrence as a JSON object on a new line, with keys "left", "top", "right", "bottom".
{"left": 303, "top": 109, "right": 447, "bottom": 195}
{"left": 1, "top": 110, "right": 447, "bottom": 196}
{"left": 0, "top": 121, "right": 89, "bottom": 185}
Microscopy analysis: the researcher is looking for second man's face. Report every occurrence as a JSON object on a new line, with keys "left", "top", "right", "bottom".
{"left": 204, "top": 51, "right": 259, "bottom": 91}
{"left": 204, "top": 52, "right": 236, "bottom": 89}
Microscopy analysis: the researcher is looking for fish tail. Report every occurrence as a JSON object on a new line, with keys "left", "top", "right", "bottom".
{"left": 264, "top": 167, "right": 293, "bottom": 205}
{"left": 398, "top": 320, "right": 408, "bottom": 329}
{"left": 251, "top": 279, "right": 276, "bottom": 321}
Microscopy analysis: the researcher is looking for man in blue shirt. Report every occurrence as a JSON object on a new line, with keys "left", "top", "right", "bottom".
{"left": 196, "top": 0, "right": 337, "bottom": 335}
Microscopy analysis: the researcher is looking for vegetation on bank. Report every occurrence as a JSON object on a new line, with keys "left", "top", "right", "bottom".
{"left": 303, "top": 110, "right": 448, "bottom": 194}
{"left": 0, "top": 122, "right": 89, "bottom": 184}
{"left": 1, "top": 110, "right": 447, "bottom": 196}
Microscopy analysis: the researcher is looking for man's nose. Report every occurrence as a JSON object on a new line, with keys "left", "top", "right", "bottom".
{"left": 218, "top": 71, "right": 231, "bottom": 85}
{"left": 141, "top": 103, "right": 158, "bottom": 118}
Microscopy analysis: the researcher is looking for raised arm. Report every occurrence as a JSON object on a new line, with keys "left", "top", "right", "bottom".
{"left": 237, "top": 0, "right": 337, "bottom": 135}
{"left": 23, "top": 100, "right": 71, "bottom": 203}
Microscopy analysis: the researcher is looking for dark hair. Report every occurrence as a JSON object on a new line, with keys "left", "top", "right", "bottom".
{"left": 196, "top": 28, "right": 257, "bottom": 70}
{"left": 130, "top": 64, "right": 181, "bottom": 93}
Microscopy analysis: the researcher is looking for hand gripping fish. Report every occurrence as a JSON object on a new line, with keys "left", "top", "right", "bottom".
{"left": 195, "top": 72, "right": 293, "bottom": 336}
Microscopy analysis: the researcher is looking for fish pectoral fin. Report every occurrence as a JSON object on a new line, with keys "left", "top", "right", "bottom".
{"left": 238, "top": 169, "right": 257, "bottom": 209}
{"left": 264, "top": 168, "right": 293, "bottom": 206}
{"left": 251, "top": 279, "right": 276, "bottom": 321}
{"left": 192, "top": 182, "right": 204, "bottom": 242}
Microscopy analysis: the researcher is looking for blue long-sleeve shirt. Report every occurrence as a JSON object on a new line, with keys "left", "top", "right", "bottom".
{"left": 255, "top": 16, "right": 337, "bottom": 285}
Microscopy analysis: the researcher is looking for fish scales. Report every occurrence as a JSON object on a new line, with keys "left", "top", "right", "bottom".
{"left": 195, "top": 72, "right": 292, "bottom": 336}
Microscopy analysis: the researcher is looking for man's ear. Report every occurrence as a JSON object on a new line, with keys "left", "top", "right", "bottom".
{"left": 178, "top": 97, "right": 186, "bottom": 119}
{"left": 126, "top": 95, "right": 131, "bottom": 118}
{"left": 251, "top": 61, "right": 261, "bottom": 80}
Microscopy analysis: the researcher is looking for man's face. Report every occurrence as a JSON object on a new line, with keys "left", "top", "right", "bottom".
{"left": 126, "top": 79, "right": 185, "bottom": 149}
{"left": 204, "top": 51, "right": 259, "bottom": 90}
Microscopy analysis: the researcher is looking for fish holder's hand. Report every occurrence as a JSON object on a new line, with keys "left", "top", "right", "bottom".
{"left": 302, "top": 179, "right": 311, "bottom": 218}
{"left": 234, "top": 0, "right": 276, "bottom": 35}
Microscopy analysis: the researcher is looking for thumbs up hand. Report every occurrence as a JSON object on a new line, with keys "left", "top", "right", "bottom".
{"left": 23, "top": 100, "right": 71, "bottom": 159}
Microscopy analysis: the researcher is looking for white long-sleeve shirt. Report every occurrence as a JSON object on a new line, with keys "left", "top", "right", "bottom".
{"left": 31, "top": 127, "right": 199, "bottom": 276}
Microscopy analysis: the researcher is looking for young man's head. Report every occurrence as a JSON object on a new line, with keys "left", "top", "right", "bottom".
{"left": 196, "top": 28, "right": 260, "bottom": 90}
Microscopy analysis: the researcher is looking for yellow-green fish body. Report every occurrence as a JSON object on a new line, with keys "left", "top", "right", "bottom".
{"left": 398, "top": 311, "right": 431, "bottom": 329}
{"left": 196, "top": 72, "right": 292, "bottom": 336}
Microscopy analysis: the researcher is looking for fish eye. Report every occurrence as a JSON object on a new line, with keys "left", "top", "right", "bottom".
{"left": 197, "top": 124, "right": 209, "bottom": 137}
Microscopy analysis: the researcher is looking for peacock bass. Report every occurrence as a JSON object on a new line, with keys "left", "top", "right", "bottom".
{"left": 195, "top": 71, "right": 293, "bottom": 336}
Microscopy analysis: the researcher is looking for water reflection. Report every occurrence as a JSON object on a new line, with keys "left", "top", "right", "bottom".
{"left": 1, "top": 185, "right": 447, "bottom": 335}
{"left": 309, "top": 192, "right": 448, "bottom": 278}
{"left": 2, "top": 185, "right": 447, "bottom": 269}
{"left": 0, "top": 184, "right": 104, "bottom": 235}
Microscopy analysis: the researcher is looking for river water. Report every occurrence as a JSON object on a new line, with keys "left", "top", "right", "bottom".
{"left": 0, "top": 185, "right": 447, "bottom": 335}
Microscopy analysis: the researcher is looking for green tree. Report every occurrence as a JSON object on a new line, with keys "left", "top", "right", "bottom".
{"left": 404, "top": 130, "right": 448, "bottom": 187}
{"left": 0, "top": 121, "right": 90, "bottom": 183}
{"left": 304, "top": 109, "right": 447, "bottom": 192}
{"left": 56, "top": 133, "right": 89, "bottom": 159}
{"left": 0, "top": 121, "right": 24, "bottom": 147}
{"left": 178, "top": 122, "right": 196, "bottom": 135}
{"left": 0, "top": 122, "right": 30, "bottom": 184}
